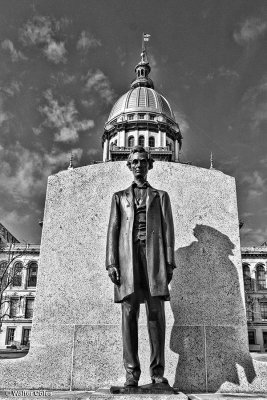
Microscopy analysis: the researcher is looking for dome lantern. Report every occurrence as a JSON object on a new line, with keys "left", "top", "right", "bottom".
{"left": 131, "top": 49, "right": 154, "bottom": 90}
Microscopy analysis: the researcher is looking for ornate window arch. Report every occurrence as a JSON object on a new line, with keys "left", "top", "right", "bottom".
{"left": 128, "top": 136, "right": 135, "bottom": 148}
{"left": 12, "top": 261, "right": 23, "bottom": 287}
{"left": 149, "top": 136, "right": 155, "bottom": 147}
{"left": 138, "top": 135, "right": 145, "bottom": 147}
{"left": 256, "top": 264, "right": 266, "bottom": 290}
{"left": 242, "top": 263, "right": 252, "bottom": 291}
{"left": 27, "top": 262, "right": 38, "bottom": 288}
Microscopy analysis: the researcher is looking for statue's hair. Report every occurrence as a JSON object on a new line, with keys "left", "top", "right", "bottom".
{"left": 126, "top": 145, "right": 154, "bottom": 170}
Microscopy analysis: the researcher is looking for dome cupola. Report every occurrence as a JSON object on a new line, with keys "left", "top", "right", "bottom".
{"left": 102, "top": 36, "right": 182, "bottom": 162}
{"left": 131, "top": 50, "right": 154, "bottom": 89}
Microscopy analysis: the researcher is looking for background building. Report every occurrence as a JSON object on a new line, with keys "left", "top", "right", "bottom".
{"left": 0, "top": 224, "right": 39, "bottom": 350}
{"left": 242, "top": 245, "right": 267, "bottom": 352}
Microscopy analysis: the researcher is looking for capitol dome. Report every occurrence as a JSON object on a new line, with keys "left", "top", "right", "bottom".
{"left": 102, "top": 47, "right": 182, "bottom": 162}
{"left": 108, "top": 87, "right": 175, "bottom": 123}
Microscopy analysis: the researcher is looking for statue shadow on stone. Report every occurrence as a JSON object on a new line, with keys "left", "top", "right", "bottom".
{"left": 170, "top": 224, "right": 256, "bottom": 393}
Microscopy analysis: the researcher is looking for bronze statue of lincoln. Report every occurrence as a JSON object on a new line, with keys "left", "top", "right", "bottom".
{"left": 106, "top": 145, "right": 176, "bottom": 388}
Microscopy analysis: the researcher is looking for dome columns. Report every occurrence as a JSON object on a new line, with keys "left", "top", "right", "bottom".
{"left": 103, "top": 138, "right": 109, "bottom": 162}
{"left": 175, "top": 139, "right": 179, "bottom": 162}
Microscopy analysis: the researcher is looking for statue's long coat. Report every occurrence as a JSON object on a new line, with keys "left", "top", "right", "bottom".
{"left": 106, "top": 184, "right": 176, "bottom": 303}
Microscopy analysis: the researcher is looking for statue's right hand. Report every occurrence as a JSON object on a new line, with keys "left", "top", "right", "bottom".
{"left": 107, "top": 266, "right": 120, "bottom": 286}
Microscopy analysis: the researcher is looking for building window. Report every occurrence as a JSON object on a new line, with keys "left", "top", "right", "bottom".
{"left": 149, "top": 114, "right": 155, "bottom": 120}
{"left": 25, "top": 298, "right": 34, "bottom": 319}
{"left": 128, "top": 136, "right": 135, "bottom": 148}
{"left": 128, "top": 114, "right": 134, "bottom": 121}
{"left": 12, "top": 262, "right": 23, "bottom": 287}
{"left": 260, "top": 303, "right": 267, "bottom": 321}
{"left": 263, "top": 332, "right": 267, "bottom": 348}
{"left": 10, "top": 298, "right": 19, "bottom": 318}
{"left": 21, "top": 328, "right": 31, "bottom": 346}
{"left": 27, "top": 262, "right": 38, "bottom": 287}
{"left": 138, "top": 136, "right": 145, "bottom": 147}
{"left": 256, "top": 264, "right": 266, "bottom": 290}
{"left": 246, "top": 305, "right": 253, "bottom": 322}
{"left": 243, "top": 264, "right": 252, "bottom": 291}
{"left": 138, "top": 114, "right": 145, "bottom": 120}
{"left": 149, "top": 136, "right": 155, "bottom": 147}
{"left": 6, "top": 328, "right": 15, "bottom": 345}
{"left": 0, "top": 261, "right": 8, "bottom": 290}
{"left": 248, "top": 331, "right": 256, "bottom": 345}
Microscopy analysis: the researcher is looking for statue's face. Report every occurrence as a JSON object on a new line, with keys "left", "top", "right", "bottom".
{"left": 130, "top": 152, "right": 149, "bottom": 180}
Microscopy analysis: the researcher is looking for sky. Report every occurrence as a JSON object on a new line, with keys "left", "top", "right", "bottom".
{"left": 0, "top": 0, "right": 267, "bottom": 246}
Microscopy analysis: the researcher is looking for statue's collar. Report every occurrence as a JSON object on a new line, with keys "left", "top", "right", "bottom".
{"left": 131, "top": 181, "right": 150, "bottom": 189}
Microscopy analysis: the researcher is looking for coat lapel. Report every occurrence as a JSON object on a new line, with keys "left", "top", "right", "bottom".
{"left": 146, "top": 185, "right": 158, "bottom": 211}
{"left": 124, "top": 185, "right": 134, "bottom": 208}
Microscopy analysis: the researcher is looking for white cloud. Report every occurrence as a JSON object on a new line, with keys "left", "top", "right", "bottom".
{"left": 240, "top": 212, "right": 254, "bottom": 218}
{"left": 0, "top": 81, "right": 22, "bottom": 97}
{"left": 76, "top": 31, "right": 101, "bottom": 52}
{"left": 87, "top": 148, "right": 99, "bottom": 156}
{"left": 1, "top": 209, "right": 30, "bottom": 227}
{"left": 0, "top": 97, "right": 12, "bottom": 127}
{"left": 234, "top": 17, "right": 267, "bottom": 46}
{"left": 44, "top": 40, "right": 67, "bottom": 64}
{"left": 51, "top": 73, "right": 76, "bottom": 86}
{"left": 84, "top": 69, "right": 114, "bottom": 104}
{"left": 202, "top": 67, "right": 239, "bottom": 84}
{"left": 0, "top": 144, "right": 44, "bottom": 201}
{"left": 241, "top": 170, "right": 266, "bottom": 199}
{"left": 241, "top": 227, "right": 267, "bottom": 246}
{"left": 116, "top": 46, "right": 126, "bottom": 67}
{"left": 81, "top": 99, "right": 95, "bottom": 108}
{"left": 20, "top": 16, "right": 52, "bottom": 45}
{"left": 0, "top": 143, "right": 83, "bottom": 204}
{"left": 174, "top": 111, "right": 190, "bottom": 134}
{"left": 242, "top": 75, "right": 267, "bottom": 130}
{"left": 44, "top": 148, "right": 83, "bottom": 168}
{"left": 1, "top": 39, "right": 27, "bottom": 62}
{"left": 19, "top": 16, "right": 67, "bottom": 64}
{"left": 39, "top": 89, "right": 94, "bottom": 143}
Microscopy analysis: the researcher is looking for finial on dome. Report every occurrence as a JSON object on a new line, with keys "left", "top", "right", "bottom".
{"left": 68, "top": 152, "right": 74, "bottom": 170}
{"left": 210, "top": 151, "right": 214, "bottom": 169}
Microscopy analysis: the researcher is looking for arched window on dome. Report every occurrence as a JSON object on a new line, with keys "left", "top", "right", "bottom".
{"left": 149, "top": 136, "right": 155, "bottom": 148}
{"left": 242, "top": 264, "right": 252, "bottom": 292}
{"left": 256, "top": 264, "right": 266, "bottom": 290}
{"left": 128, "top": 136, "right": 135, "bottom": 148}
{"left": 138, "top": 136, "right": 145, "bottom": 147}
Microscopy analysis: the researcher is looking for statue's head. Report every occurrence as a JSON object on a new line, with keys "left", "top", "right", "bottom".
{"left": 127, "top": 146, "right": 154, "bottom": 180}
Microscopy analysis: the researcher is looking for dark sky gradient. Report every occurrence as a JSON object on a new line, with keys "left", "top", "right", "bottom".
{"left": 0, "top": 0, "right": 267, "bottom": 245}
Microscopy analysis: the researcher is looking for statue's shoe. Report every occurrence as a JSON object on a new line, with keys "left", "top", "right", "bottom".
{"left": 151, "top": 376, "right": 169, "bottom": 384}
{"left": 124, "top": 378, "right": 138, "bottom": 387}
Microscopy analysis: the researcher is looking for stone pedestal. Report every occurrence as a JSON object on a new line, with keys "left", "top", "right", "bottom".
{"left": 0, "top": 162, "right": 265, "bottom": 392}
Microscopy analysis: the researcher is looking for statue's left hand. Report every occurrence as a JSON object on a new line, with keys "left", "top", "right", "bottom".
{"left": 107, "top": 265, "right": 120, "bottom": 286}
